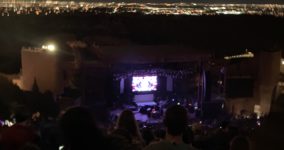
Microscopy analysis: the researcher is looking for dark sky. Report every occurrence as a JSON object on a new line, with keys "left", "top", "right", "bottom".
{"left": 92, "top": 0, "right": 284, "bottom": 4}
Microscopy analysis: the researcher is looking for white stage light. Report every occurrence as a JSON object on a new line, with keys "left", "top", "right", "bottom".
{"left": 47, "top": 44, "right": 55, "bottom": 52}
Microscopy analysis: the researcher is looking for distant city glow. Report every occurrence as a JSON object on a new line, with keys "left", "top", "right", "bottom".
{"left": 0, "top": 2, "right": 283, "bottom": 17}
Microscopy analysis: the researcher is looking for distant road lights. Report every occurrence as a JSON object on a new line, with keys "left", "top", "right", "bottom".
{"left": 224, "top": 50, "right": 254, "bottom": 60}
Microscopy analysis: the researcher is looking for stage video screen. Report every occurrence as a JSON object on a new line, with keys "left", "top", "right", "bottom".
{"left": 132, "top": 76, "right": 158, "bottom": 92}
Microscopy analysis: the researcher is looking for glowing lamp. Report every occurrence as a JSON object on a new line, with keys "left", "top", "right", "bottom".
{"left": 42, "top": 44, "right": 56, "bottom": 52}
{"left": 47, "top": 44, "right": 55, "bottom": 52}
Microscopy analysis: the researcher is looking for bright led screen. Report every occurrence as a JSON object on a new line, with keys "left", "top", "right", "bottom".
{"left": 132, "top": 76, "right": 157, "bottom": 92}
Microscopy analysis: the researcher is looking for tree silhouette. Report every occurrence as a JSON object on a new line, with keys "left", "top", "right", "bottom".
{"left": 0, "top": 75, "right": 59, "bottom": 119}
{"left": 0, "top": 75, "right": 23, "bottom": 119}
{"left": 32, "top": 78, "right": 40, "bottom": 93}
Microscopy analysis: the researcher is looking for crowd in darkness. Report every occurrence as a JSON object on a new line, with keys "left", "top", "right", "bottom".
{"left": 4, "top": 88, "right": 284, "bottom": 150}
{"left": 0, "top": 3, "right": 284, "bottom": 150}
{"left": 0, "top": 104, "right": 263, "bottom": 150}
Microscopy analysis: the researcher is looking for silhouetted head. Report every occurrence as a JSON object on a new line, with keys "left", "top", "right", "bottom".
{"left": 141, "top": 128, "right": 155, "bottom": 145}
{"left": 19, "top": 143, "right": 40, "bottom": 150}
{"left": 164, "top": 105, "right": 188, "bottom": 136}
{"left": 182, "top": 126, "right": 194, "bottom": 144}
{"left": 154, "top": 128, "right": 166, "bottom": 140}
{"left": 230, "top": 136, "right": 250, "bottom": 150}
{"left": 116, "top": 109, "right": 140, "bottom": 138}
{"left": 112, "top": 128, "right": 132, "bottom": 143}
{"left": 253, "top": 93, "right": 284, "bottom": 150}
{"left": 60, "top": 107, "right": 103, "bottom": 150}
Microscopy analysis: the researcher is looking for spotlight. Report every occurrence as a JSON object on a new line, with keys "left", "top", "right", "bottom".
{"left": 47, "top": 44, "right": 55, "bottom": 52}
{"left": 42, "top": 44, "right": 56, "bottom": 52}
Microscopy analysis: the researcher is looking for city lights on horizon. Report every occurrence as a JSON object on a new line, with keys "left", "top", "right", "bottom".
{"left": 0, "top": 2, "right": 283, "bottom": 17}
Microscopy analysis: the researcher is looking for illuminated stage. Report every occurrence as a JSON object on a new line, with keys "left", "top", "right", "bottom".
{"left": 110, "top": 62, "right": 202, "bottom": 123}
